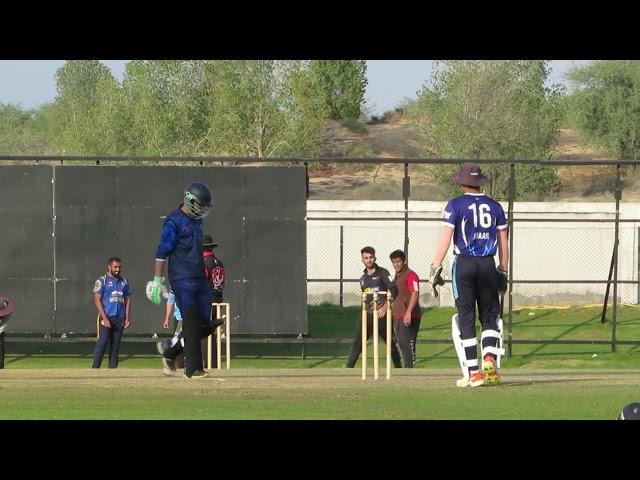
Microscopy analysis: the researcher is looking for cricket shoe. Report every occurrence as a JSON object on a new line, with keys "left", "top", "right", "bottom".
{"left": 456, "top": 371, "right": 485, "bottom": 387}
{"left": 456, "top": 377, "right": 470, "bottom": 387}
{"left": 482, "top": 354, "right": 498, "bottom": 375}
{"left": 157, "top": 342, "right": 176, "bottom": 376}
{"left": 468, "top": 370, "right": 485, "bottom": 387}
{"left": 161, "top": 357, "right": 176, "bottom": 376}
{"left": 183, "top": 369, "right": 209, "bottom": 379}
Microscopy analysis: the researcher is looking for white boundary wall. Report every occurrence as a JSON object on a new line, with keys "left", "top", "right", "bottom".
{"left": 307, "top": 200, "right": 640, "bottom": 307}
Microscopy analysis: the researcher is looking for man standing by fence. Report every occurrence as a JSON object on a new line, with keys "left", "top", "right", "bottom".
{"left": 203, "top": 235, "right": 225, "bottom": 303}
{"left": 389, "top": 249, "right": 422, "bottom": 368}
{"left": 201, "top": 235, "right": 225, "bottom": 367}
{"left": 92, "top": 257, "right": 131, "bottom": 369}
{"left": 345, "top": 246, "right": 402, "bottom": 369}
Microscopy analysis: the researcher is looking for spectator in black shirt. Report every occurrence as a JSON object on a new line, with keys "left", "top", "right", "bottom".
{"left": 345, "top": 246, "right": 402, "bottom": 369}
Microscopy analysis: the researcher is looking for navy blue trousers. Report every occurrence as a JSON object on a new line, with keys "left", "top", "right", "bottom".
{"left": 171, "top": 277, "right": 212, "bottom": 375}
{"left": 92, "top": 316, "right": 125, "bottom": 368}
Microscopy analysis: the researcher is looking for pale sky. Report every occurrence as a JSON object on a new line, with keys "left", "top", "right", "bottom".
{"left": 0, "top": 60, "right": 592, "bottom": 116}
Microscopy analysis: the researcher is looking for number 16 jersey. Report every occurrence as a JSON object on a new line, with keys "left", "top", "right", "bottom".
{"left": 442, "top": 193, "right": 508, "bottom": 257}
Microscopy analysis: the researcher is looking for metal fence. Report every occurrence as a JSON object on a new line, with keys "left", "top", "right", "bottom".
{"left": 2, "top": 155, "right": 640, "bottom": 353}
{"left": 303, "top": 158, "right": 640, "bottom": 353}
{"left": 307, "top": 206, "right": 640, "bottom": 307}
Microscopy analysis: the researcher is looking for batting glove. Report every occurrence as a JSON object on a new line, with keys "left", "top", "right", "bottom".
{"left": 429, "top": 264, "right": 445, "bottom": 297}
{"left": 496, "top": 266, "right": 508, "bottom": 294}
{"left": 145, "top": 275, "right": 168, "bottom": 305}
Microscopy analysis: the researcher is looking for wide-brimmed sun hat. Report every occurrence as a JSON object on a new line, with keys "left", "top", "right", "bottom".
{"left": 451, "top": 162, "right": 489, "bottom": 187}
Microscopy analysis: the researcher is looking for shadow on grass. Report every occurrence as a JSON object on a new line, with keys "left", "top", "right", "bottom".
{"left": 303, "top": 357, "right": 342, "bottom": 368}
{"left": 507, "top": 310, "right": 558, "bottom": 326}
{"left": 499, "top": 377, "right": 608, "bottom": 388}
{"left": 6, "top": 354, "right": 33, "bottom": 365}
{"left": 520, "top": 313, "right": 604, "bottom": 358}
{"left": 416, "top": 345, "right": 456, "bottom": 363}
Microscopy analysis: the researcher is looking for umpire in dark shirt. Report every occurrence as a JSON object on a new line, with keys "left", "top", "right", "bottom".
{"left": 345, "top": 246, "right": 402, "bottom": 369}
{"left": 202, "top": 234, "right": 225, "bottom": 367}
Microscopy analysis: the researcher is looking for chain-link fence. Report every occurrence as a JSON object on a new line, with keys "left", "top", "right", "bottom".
{"left": 2, "top": 155, "right": 639, "bottom": 351}
{"left": 304, "top": 158, "right": 640, "bottom": 352}
{"left": 307, "top": 204, "right": 640, "bottom": 308}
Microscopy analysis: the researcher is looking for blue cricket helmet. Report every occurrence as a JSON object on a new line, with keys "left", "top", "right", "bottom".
{"left": 618, "top": 402, "right": 640, "bottom": 420}
{"left": 184, "top": 181, "right": 213, "bottom": 219}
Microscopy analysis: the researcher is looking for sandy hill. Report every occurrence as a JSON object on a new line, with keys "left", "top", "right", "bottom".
{"left": 311, "top": 115, "right": 640, "bottom": 201}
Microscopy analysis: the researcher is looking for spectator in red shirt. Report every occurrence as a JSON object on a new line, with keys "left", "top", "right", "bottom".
{"left": 389, "top": 250, "right": 422, "bottom": 368}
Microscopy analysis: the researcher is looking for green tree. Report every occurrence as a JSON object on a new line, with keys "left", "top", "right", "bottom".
{"left": 0, "top": 103, "right": 52, "bottom": 154}
{"left": 121, "top": 60, "right": 213, "bottom": 156}
{"left": 31, "top": 103, "right": 58, "bottom": 153}
{"left": 567, "top": 60, "right": 640, "bottom": 159}
{"left": 406, "top": 60, "right": 565, "bottom": 200}
{"left": 52, "top": 60, "right": 123, "bottom": 155}
{"left": 309, "top": 60, "right": 367, "bottom": 120}
{"left": 49, "top": 60, "right": 328, "bottom": 158}
{"left": 207, "top": 60, "right": 327, "bottom": 158}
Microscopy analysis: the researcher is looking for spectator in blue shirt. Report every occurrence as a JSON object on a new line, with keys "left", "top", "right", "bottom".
{"left": 92, "top": 257, "right": 131, "bottom": 368}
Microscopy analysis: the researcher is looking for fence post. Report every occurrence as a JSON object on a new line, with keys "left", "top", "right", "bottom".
{"left": 507, "top": 163, "right": 515, "bottom": 358}
{"left": 339, "top": 225, "right": 344, "bottom": 307}
{"left": 304, "top": 162, "right": 309, "bottom": 199}
{"left": 612, "top": 164, "right": 622, "bottom": 352}
{"left": 52, "top": 164, "right": 58, "bottom": 334}
{"left": 403, "top": 163, "right": 410, "bottom": 257}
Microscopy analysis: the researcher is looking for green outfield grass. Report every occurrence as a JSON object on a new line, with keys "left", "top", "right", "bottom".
{"left": 0, "top": 369, "right": 637, "bottom": 419}
{"left": 4, "top": 304, "right": 640, "bottom": 370}
{"left": 1, "top": 305, "right": 639, "bottom": 419}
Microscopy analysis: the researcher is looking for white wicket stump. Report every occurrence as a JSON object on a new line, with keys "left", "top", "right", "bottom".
{"left": 207, "top": 302, "right": 231, "bottom": 370}
{"left": 361, "top": 290, "right": 392, "bottom": 380}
